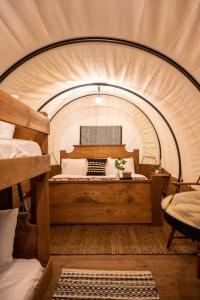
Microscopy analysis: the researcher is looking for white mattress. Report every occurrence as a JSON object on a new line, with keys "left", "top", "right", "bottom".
{"left": 161, "top": 191, "right": 200, "bottom": 229}
{"left": 0, "top": 139, "right": 42, "bottom": 159}
{"left": 51, "top": 174, "right": 147, "bottom": 180}
{"left": 0, "top": 259, "right": 44, "bottom": 300}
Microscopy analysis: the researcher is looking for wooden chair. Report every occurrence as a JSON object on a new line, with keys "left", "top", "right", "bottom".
{"left": 166, "top": 176, "right": 200, "bottom": 249}
{"left": 164, "top": 176, "right": 200, "bottom": 278}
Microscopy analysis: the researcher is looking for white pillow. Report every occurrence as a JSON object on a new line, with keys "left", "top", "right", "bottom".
{"left": 0, "top": 208, "right": 18, "bottom": 264}
{"left": 124, "top": 157, "right": 135, "bottom": 173}
{"left": 61, "top": 158, "right": 87, "bottom": 175}
{"left": 0, "top": 121, "right": 15, "bottom": 139}
{"left": 106, "top": 157, "right": 135, "bottom": 175}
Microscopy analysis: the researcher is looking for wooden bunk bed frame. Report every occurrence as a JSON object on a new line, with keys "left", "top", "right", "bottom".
{"left": 49, "top": 145, "right": 170, "bottom": 225}
{"left": 0, "top": 90, "right": 52, "bottom": 299}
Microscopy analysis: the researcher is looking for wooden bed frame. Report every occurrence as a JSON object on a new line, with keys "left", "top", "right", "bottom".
{"left": 0, "top": 90, "right": 52, "bottom": 299}
{"left": 49, "top": 145, "right": 170, "bottom": 225}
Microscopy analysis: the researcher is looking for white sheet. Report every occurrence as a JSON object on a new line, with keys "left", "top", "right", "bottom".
{"left": 161, "top": 191, "right": 200, "bottom": 229}
{"left": 51, "top": 173, "right": 147, "bottom": 180}
{"left": 0, "top": 139, "right": 42, "bottom": 159}
{"left": 0, "top": 259, "right": 44, "bottom": 300}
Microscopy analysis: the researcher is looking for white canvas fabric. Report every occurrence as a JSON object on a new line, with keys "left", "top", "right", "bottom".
{"left": 0, "top": 0, "right": 199, "bottom": 181}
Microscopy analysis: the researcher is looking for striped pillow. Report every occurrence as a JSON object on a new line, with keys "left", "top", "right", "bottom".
{"left": 86, "top": 158, "right": 107, "bottom": 176}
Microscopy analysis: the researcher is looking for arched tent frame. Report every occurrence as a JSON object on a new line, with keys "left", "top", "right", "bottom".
{"left": 48, "top": 92, "right": 161, "bottom": 167}
{"left": 1, "top": 37, "right": 199, "bottom": 181}
{"left": 49, "top": 92, "right": 161, "bottom": 159}
{"left": 0, "top": 37, "right": 199, "bottom": 89}
{"left": 39, "top": 83, "right": 179, "bottom": 175}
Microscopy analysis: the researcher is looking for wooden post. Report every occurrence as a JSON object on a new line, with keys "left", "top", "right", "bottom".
{"left": 166, "top": 227, "right": 176, "bottom": 248}
{"left": 197, "top": 243, "right": 200, "bottom": 278}
{"left": 151, "top": 173, "right": 170, "bottom": 226}
{"left": 133, "top": 149, "right": 140, "bottom": 174}
{"left": 151, "top": 175, "right": 163, "bottom": 226}
{"left": 36, "top": 112, "right": 49, "bottom": 154}
{"left": 30, "top": 178, "right": 37, "bottom": 224}
{"left": 36, "top": 173, "right": 50, "bottom": 266}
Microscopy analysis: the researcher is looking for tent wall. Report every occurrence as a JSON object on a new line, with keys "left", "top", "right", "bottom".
{"left": 0, "top": 0, "right": 199, "bottom": 181}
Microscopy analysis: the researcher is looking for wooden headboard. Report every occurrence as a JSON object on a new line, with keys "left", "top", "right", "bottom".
{"left": 60, "top": 145, "right": 140, "bottom": 173}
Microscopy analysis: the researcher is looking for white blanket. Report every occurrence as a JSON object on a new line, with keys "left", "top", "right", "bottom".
{"left": 50, "top": 173, "right": 147, "bottom": 181}
{"left": 0, "top": 139, "right": 41, "bottom": 158}
{"left": 0, "top": 259, "right": 44, "bottom": 300}
{"left": 161, "top": 191, "right": 200, "bottom": 229}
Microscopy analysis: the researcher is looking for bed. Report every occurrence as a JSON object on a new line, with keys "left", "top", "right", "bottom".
{"left": 49, "top": 145, "right": 170, "bottom": 225}
{"left": 161, "top": 186, "right": 200, "bottom": 278}
{"left": 0, "top": 90, "right": 52, "bottom": 299}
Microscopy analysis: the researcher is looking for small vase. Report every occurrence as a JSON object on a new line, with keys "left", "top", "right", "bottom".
{"left": 116, "top": 169, "right": 120, "bottom": 179}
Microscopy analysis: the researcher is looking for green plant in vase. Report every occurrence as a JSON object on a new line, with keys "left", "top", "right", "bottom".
{"left": 115, "top": 158, "right": 126, "bottom": 178}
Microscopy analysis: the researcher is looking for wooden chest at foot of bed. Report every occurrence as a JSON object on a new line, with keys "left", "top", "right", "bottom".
{"left": 49, "top": 180, "right": 152, "bottom": 224}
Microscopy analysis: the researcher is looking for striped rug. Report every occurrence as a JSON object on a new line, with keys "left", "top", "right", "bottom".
{"left": 52, "top": 268, "right": 159, "bottom": 299}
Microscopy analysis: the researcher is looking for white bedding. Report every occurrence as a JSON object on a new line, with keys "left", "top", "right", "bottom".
{"left": 50, "top": 173, "right": 147, "bottom": 181}
{"left": 0, "top": 139, "right": 42, "bottom": 159}
{"left": 161, "top": 191, "right": 200, "bottom": 229}
{"left": 0, "top": 258, "right": 44, "bottom": 300}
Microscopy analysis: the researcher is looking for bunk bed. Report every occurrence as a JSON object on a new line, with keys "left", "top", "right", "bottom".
{"left": 49, "top": 145, "right": 170, "bottom": 225}
{"left": 0, "top": 90, "right": 52, "bottom": 299}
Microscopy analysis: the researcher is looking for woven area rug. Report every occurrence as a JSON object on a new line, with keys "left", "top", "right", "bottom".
{"left": 50, "top": 225, "right": 197, "bottom": 255}
{"left": 52, "top": 268, "right": 159, "bottom": 299}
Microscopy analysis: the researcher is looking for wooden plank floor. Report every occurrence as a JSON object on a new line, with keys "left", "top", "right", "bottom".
{"left": 44, "top": 255, "right": 200, "bottom": 300}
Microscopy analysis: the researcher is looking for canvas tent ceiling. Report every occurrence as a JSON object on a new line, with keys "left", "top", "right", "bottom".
{"left": 0, "top": 0, "right": 199, "bottom": 180}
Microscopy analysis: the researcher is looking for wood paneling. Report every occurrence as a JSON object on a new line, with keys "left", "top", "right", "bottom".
{"left": 0, "top": 89, "right": 49, "bottom": 134}
{"left": 50, "top": 181, "right": 152, "bottom": 224}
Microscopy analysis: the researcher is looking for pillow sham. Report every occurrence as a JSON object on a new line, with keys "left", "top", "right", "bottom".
{"left": 0, "top": 208, "right": 18, "bottom": 264}
{"left": 106, "top": 157, "right": 135, "bottom": 175}
{"left": 0, "top": 121, "right": 15, "bottom": 139}
{"left": 87, "top": 158, "right": 107, "bottom": 176}
{"left": 61, "top": 158, "right": 87, "bottom": 175}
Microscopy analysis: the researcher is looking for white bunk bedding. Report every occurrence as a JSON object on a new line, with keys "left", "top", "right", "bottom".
{"left": 0, "top": 139, "right": 42, "bottom": 159}
{"left": 0, "top": 258, "right": 44, "bottom": 300}
{"left": 161, "top": 191, "right": 200, "bottom": 229}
